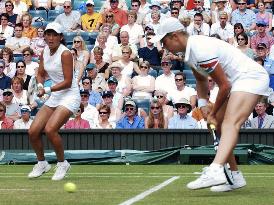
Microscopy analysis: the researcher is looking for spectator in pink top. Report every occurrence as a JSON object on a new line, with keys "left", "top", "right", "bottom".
{"left": 64, "top": 103, "right": 90, "bottom": 129}
{"left": 0, "top": 101, "right": 14, "bottom": 129}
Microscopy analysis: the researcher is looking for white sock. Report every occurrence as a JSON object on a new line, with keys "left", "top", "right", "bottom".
{"left": 38, "top": 160, "right": 47, "bottom": 165}
{"left": 210, "top": 163, "right": 223, "bottom": 170}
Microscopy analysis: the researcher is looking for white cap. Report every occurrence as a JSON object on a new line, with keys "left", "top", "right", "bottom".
{"left": 86, "top": 0, "right": 95, "bottom": 6}
{"left": 45, "top": 22, "right": 63, "bottom": 34}
{"left": 150, "top": 17, "right": 185, "bottom": 43}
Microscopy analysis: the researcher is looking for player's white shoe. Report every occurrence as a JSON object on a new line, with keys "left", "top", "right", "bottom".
{"left": 210, "top": 171, "right": 246, "bottom": 192}
{"left": 52, "top": 160, "right": 71, "bottom": 181}
{"left": 28, "top": 161, "right": 51, "bottom": 178}
{"left": 187, "top": 163, "right": 227, "bottom": 190}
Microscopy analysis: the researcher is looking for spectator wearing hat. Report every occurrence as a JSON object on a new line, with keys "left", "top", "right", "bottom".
{"left": 210, "top": 11, "right": 234, "bottom": 44}
{"left": 81, "top": 76, "right": 102, "bottom": 109}
{"left": 54, "top": 1, "right": 81, "bottom": 32}
{"left": 64, "top": 103, "right": 90, "bottom": 129}
{"left": 2, "top": 88, "right": 21, "bottom": 121}
{"left": 100, "top": 0, "right": 128, "bottom": 13}
{"left": 250, "top": 20, "right": 274, "bottom": 53}
{"left": 168, "top": 98, "right": 198, "bottom": 129}
{"left": 79, "top": 89, "right": 99, "bottom": 128}
{"left": 116, "top": 99, "right": 145, "bottom": 129}
{"left": 86, "top": 63, "right": 107, "bottom": 92}
{"left": 102, "top": 90, "right": 122, "bottom": 127}
{"left": 155, "top": 59, "right": 177, "bottom": 95}
{"left": 14, "top": 105, "right": 33, "bottom": 129}
{"left": 0, "top": 59, "right": 12, "bottom": 91}
{"left": 111, "top": 31, "right": 138, "bottom": 62}
{"left": 231, "top": 0, "right": 256, "bottom": 34}
{"left": 187, "top": 13, "right": 210, "bottom": 36}
{"left": 211, "top": 0, "right": 231, "bottom": 24}
{"left": 0, "top": 101, "right": 14, "bottom": 129}
{"left": 144, "top": 1, "right": 167, "bottom": 26}
{"left": 256, "top": 0, "right": 272, "bottom": 33}
{"left": 109, "top": 62, "right": 132, "bottom": 97}
{"left": 81, "top": 0, "right": 103, "bottom": 32}
{"left": 107, "top": 76, "right": 123, "bottom": 109}
{"left": 107, "top": 0, "right": 128, "bottom": 27}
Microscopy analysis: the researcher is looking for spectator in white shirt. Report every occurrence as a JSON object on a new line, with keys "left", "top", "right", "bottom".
{"left": 14, "top": 105, "right": 33, "bottom": 129}
{"left": 187, "top": 13, "right": 210, "bottom": 36}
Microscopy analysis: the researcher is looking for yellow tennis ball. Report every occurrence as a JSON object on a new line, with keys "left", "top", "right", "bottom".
{"left": 64, "top": 182, "right": 77, "bottom": 193}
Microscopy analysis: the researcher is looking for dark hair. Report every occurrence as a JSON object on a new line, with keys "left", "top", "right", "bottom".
{"left": 0, "top": 13, "right": 9, "bottom": 20}
{"left": 175, "top": 72, "right": 186, "bottom": 80}
{"left": 210, "top": 33, "right": 221, "bottom": 39}
{"left": 194, "top": 13, "right": 203, "bottom": 20}
{"left": 79, "top": 103, "right": 84, "bottom": 113}
{"left": 254, "top": 57, "right": 264, "bottom": 66}
{"left": 146, "top": 31, "right": 155, "bottom": 36}
{"left": 71, "top": 47, "right": 78, "bottom": 55}
{"left": 234, "top": 23, "right": 244, "bottom": 30}
{"left": 171, "top": 7, "right": 179, "bottom": 13}
{"left": 131, "top": 0, "right": 141, "bottom": 6}
{"left": 16, "top": 60, "right": 26, "bottom": 67}
{"left": 0, "top": 47, "right": 14, "bottom": 62}
{"left": 15, "top": 23, "right": 23, "bottom": 29}
{"left": 0, "top": 102, "right": 6, "bottom": 113}
{"left": 5, "top": 0, "right": 14, "bottom": 9}
{"left": 236, "top": 32, "right": 248, "bottom": 45}
{"left": 82, "top": 76, "right": 92, "bottom": 83}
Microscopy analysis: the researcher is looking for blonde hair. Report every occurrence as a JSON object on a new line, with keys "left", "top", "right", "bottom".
{"left": 72, "top": 36, "right": 87, "bottom": 50}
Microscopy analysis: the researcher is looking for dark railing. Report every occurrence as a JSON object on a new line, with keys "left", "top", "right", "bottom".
{"left": 0, "top": 129, "right": 273, "bottom": 151}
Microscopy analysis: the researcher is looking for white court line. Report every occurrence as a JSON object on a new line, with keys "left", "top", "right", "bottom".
{"left": 118, "top": 176, "right": 180, "bottom": 205}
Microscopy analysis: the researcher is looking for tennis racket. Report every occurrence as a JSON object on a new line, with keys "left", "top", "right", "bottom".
{"left": 209, "top": 124, "right": 234, "bottom": 185}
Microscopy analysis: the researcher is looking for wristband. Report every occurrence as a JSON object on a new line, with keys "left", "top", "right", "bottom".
{"left": 44, "top": 87, "right": 51, "bottom": 94}
{"left": 37, "top": 83, "right": 44, "bottom": 89}
{"left": 198, "top": 99, "right": 207, "bottom": 108}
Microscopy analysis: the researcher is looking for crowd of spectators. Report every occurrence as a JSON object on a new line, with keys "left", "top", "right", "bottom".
{"left": 0, "top": 0, "right": 274, "bottom": 129}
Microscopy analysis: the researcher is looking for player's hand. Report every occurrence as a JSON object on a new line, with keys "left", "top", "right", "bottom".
{"left": 37, "top": 88, "right": 45, "bottom": 97}
{"left": 207, "top": 113, "right": 218, "bottom": 128}
{"left": 200, "top": 106, "right": 210, "bottom": 119}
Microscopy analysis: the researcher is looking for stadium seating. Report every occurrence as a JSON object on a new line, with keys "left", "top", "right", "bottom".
{"left": 63, "top": 32, "right": 78, "bottom": 44}
{"left": 29, "top": 10, "right": 48, "bottom": 21}
{"left": 48, "top": 10, "right": 62, "bottom": 22}
{"left": 86, "top": 44, "right": 95, "bottom": 51}
{"left": 133, "top": 98, "right": 151, "bottom": 114}
{"left": 148, "top": 69, "right": 157, "bottom": 78}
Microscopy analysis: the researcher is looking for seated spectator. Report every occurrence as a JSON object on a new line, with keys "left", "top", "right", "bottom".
{"left": 106, "top": 0, "right": 128, "bottom": 28}
{"left": 0, "top": 60, "right": 12, "bottom": 91}
{"left": 81, "top": 76, "right": 102, "bottom": 109}
{"left": 162, "top": 49, "right": 184, "bottom": 71}
{"left": 71, "top": 48, "right": 85, "bottom": 85}
{"left": 109, "top": 62, "right": 132, "bottom": 97}
{"left": 132, "top": 60, "right": 155, "bottom": 99}
{"left": 168, "top": 98, "right": 198, "bottom": 129}
{"left": 0, "top": 47, "right": 16, "bottom": 78}
{"left": 101, "top": 90, "right": 122, "bottom": 127}
{"left": 149, "top": 10, "right": 162, "bottom": 35}
{"left": 236, "top": 32, "right": 255, "bottom": 59}
{"left": 256, "top": 0, "right": 273, "bottom": 33}
{"left": 13, "top": 105, "right": 33, "bottom": 129}
{"left": 5, "top": 1, "right": 19, "bottom": 28}
{"left": 100, "top": 0, "right": 128, "bottom": 13}
{"left": 79, "top": 89, "right": 99, "bottom": 128}
{"left": 144, "top": 2, "right": 166, "bottom": 26}
{"left": 130, "top": 0, "right": 146, "bottom": 25}
{"left": 15, "top": 60, "right": 31, "bottom": 90}
{"left": 93, "top": 46, "right": 110, "bottom": 80}
{"left": 81, "top": 0, "right": 102, "bottom": 32}
{"left": 138, "top": 31, "right": 162, "bottom": 67}
{"left": 116, "top": 99, "right": 144, "bottom": 128}
{"left": 2, "top": 88, "right": 21, "bottom": 121}
{"left": 64, "top": 103, "right": 90, "bottom": 129}
{"left": 86, "top": 63, "right": 107, "bottom": 92}
{"left": 184, "top": 0, "right": 211, "bottom": 24}
{"left": 102, "top": 11, "right": 120, "bottom": 36}
{"left": 72, "top": 35, "right": 90, "bottom": 66}
{"left": 233, "top": 22, "right": 250, "bottom": 47}
{"left": 21, "top": 13, "right": 37, "bottom": 40}
{"left": 121, "top": 10, "right": 144, "bottom": 46}
{"left": 0, "top": 101, "right": 14, "bottom": 129}
{"left": 211, "top": 0, "right": 232, "bottom": 24}
{"left": 145, "top": 99, "right": 168, "bottom": 128}
{"left": 22, "top": 47, "right": 39, "bottom": 76}
{"left": 11, "top": 76, "right": 28, "bottom": 105}
{"left": 54, "top": 1, "right": 81, "bottom": 32}
{"left": 52, "top": 0, "right": 67, "bottom": 10}
{"left": 154, "top": 89, "right": 174, "bottom": 120}
{"left": 187, "top": 13, "right": 210, "bottom": 36}
{"left": 13, "top": 0, "right": 28, "bottom": 15}
{"left": 30, "top": 26, "right": 46, "bottom": 57}
{"left": 111, "top": 31, "right": 138, "bottom": 62}
{"left": 5, "top": 23, "right": 30, "bottom": 55}
{"left": 95, "top": 104, "right": 113, "bottom": 128}
{"left": 33, "top": 0, "right": 52, "bottom": 10}
{"left": 106, "top": 76, "right": 123, "bottom": 109}
{"left": 250, "top": 97, "right": 274, "bottom": 128}
{"left": 118, "top": 45, "right": 140, "bottom": 78}
{"left": 0, "top": 13, "right": 14, "bottom": 45}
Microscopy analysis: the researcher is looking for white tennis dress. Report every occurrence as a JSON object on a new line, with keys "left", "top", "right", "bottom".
{"left": 43, "top": 44, "right": 80, "bottom": 113}
{"left": 185, "top": 35, "right": 269, "bottom": 96}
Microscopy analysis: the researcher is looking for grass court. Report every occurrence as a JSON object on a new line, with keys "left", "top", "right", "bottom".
{"left": 0, "top": 165, "right": 273, "bottom": 205}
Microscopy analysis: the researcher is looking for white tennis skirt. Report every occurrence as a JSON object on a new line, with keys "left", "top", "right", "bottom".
{"left": 231, "top": 69, "right": 270, "bottom": 96}
{"left": 45, "top": 90, "right": 81, "bottom": 113}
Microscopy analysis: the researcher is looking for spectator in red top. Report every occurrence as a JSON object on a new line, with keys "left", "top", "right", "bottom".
{"left": 64, "top": 103, "right": 90, "bottom": 129}
{"left": 0, "top": 101, "right": 14, "bottom": 129}
{"left": 108, "top": 0, "right": 128, "bottom": 27}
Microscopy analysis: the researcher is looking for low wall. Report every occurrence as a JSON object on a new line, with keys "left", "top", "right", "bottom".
{"left": 1, "top": 129, "right": 274, "bottom": 151}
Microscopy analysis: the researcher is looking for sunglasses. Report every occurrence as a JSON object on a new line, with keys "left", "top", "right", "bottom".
{"left": 146, "top": 37, "right": 151, "bottom": 40}
{"left": 23, "top": 53, "right": 30, "bottom": 56}
{"left": 151, "top": 106, "right": 160, "bottom": 110}
{"left": 131, "top": 4, "right": 138, "bottom": 7}
{"left": 0, "top": 109, "right": 4, "bottom": 112}
{"left": 140, "top": 65, "right": 148, "bottom": 69}
{"left": 64, "top": 6, "right": 71, "bottom": 8}
{"left": 0, "top": 66, "right": 4, "bottom": 69}
{"left": 156, "top": 95, "right": 164, "bottom": 99}
{"left": 238, "top": 3, "right": 246, "bottom": 5}
{"left": 234, "top": 27, "right": 242, "bottom": 29}
{"left": 99, "top": 111, "right": 108, "bottom": 115}
{"left": 102, "top": 95, "right": 112, "bottom": 98}
{"left": 122, "top": 51, "right": 129, "bottom": 54}
{"left": 176, "top": 104, "right": 187, "bottom": 108}
{"left": 5, "top": 4, "right": 12, "bottom": 7}
{"left": 208, "top": 79, "right": 213, "bottom": 82}
{"left": 82, "top": 82, "right": 90, "bottom": 85}
{"left": 106, "top": 15, "right": 113, "bottom": 18}
{"left": 3, "top": 92, "right": 12, "bottom": 96}
{"left": 171, "top": 12, "right": 178, "bottom": 14}
{"left": 17, "top": 66, "right": 25, "bottom": 68}
{"left": 237, "top": 38, "right": 245, "bottom": 41}
{"left": 76, "top": 108, "right": 81, "bottom": 112}
{"left": 80, "top": 94, "right": 89, "bottom": 98}
{"left": 161, "top": 62, "right": 170, "bottom": 66}
{"left": 194, "top": 1, "right": 201, "bottom": 3}
{"left": 257, "top": 24, "right": 266, "bottom": 27}
{"left": 125, "top": 107, "right": 134, "bottom": 111}
{"left": 21, "top": 110, "right": 30, "bottom": 113}
{"left": 175, "top": 78, "right": 183, "bottom": 82}
{"left": 74, "top": 40, "right": 81, "bottom": 43}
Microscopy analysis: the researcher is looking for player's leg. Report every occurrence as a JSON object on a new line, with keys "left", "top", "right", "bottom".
{"left": 28, "top": 105, "right": 55, "bottom": 178}
{"left": 44, "top": 105, "right": 73, "bottom": 180}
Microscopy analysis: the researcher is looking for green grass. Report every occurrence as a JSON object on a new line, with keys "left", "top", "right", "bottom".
{"left": 0, "top": 165, "right": 273, "bottom": 205}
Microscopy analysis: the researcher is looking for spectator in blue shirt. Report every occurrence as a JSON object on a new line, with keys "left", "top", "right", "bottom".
{"left": 116, "top": 99, "right": 145, "bottom": 129}
{"left": 81, "top": 76, "right": 102, "bottom": 109}
{"left": 168, "top": 98, "right": 198, "bottom": 129}
{"left": 0, "top": 60, "right": 11, "bottom": 91}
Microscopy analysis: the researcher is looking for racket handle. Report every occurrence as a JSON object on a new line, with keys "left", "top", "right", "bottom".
{"left": 209, "top": 124, "right": 216, "bottom": 130}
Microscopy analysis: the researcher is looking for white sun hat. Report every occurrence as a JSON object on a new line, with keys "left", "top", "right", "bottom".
{"left": 45, "top": 22, "right": 64, "bottom": 34}
{"left": 150, "top": 17, "right": 185, "bottom": 43}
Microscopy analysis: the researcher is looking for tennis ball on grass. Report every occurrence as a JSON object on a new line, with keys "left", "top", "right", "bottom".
{"left": 64, "top": 182, "right": 77, "bottom": 193}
